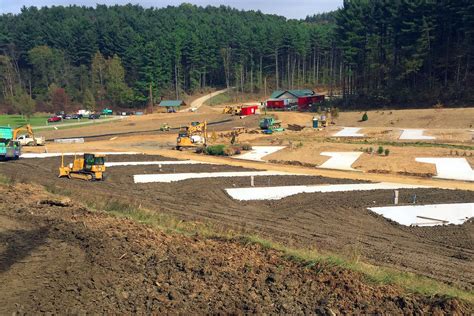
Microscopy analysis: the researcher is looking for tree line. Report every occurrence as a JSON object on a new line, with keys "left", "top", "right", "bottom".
{"left": 0, "top": 1, "right": 472, "bottom": 114}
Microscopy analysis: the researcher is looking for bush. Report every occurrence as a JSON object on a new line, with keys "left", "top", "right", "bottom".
{"left": 205, "top": 145, "right": 226, "bottom": 156}
{"left": 384, "top": 148, "right": 390, "bottom": 156}
{"left": 377, "top": 146, "right": 384, "bottom": 155}
{"left": 223, "top": 147, "right": 235, "bottom": 156}
{"left": 241, "top": 143, "right": 252, "bottom": 151}
{"left": 362, "top": 112, "right": 368, "bottom": 121}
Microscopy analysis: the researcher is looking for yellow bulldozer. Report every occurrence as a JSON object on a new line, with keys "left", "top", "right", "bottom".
{"left": 176, "top": 121, "right": 207, "bottom": 150}
{"left": 222, "top": 105, "right": 241, "bottom": 115}
{"left": 58, "top": 153, "right": 106, "bottom": 181}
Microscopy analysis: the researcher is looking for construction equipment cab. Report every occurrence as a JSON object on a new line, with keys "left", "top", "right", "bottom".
{"left": 176, "top": 121, "right": 207, "bottom": 150}
{"left": 59, "top": 153, "right": 106, "bottom": 181}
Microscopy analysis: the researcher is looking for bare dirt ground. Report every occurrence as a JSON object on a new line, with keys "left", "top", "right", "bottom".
{"left": 274, "top": 108, "right": 474, "bottom": 129}
{"left": 1, "top": 155, "right": 473, "bottom": 292}
{"left": 2, "top": 183, "right": 471, "bottom": 314}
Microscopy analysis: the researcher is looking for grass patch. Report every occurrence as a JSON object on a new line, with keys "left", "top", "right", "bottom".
{"left": 0, "top": 114, "right": 50, "bottom": 127}
{"left": 39, "top": 189, "right": 474, "bottom": 303}
{"left": 205, "top": 92, "right": 233, "bottom": 106}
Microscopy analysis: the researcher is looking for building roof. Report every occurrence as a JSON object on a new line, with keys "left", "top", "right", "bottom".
{"left": 270, "top": 89, "right": 315, "bottom": 99}
{"left": 159, "top": 100, "right": 185, "bottom": 107}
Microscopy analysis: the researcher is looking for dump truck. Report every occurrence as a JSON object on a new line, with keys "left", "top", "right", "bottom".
{"left": 0, "top": 127, "right": 21, "bottom": 160}
{"left": 13, "top": 124, "right": 45, "bottom": 146}
{"left": 176, "top": 121, "right": 207, "bottom": 150}
{"left": 58, "top": 153, "right": 106, "bottom": 181}
{"left": 259, "top": 117, "right": 284, "bottom": 134}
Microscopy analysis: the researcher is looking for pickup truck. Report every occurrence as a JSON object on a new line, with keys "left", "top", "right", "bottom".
{"left": 16, "top": 134, "right": 45, "bottom": 146}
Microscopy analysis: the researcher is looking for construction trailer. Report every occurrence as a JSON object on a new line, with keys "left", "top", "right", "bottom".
{"left": 240, "top": 105, "right": 258, "bottom": 116}
{"left": 297, "top": 95, "right": 325, "bottom": 111}
{"left": 0, "top": 127, "right": 21, "bottom": 160}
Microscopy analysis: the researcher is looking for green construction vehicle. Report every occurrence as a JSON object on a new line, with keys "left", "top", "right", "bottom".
{"left": 0, "top": 126, "right": 21, "bottom": 160}
{"left": 259, "top": 117, "right": 284, "bottom": 134}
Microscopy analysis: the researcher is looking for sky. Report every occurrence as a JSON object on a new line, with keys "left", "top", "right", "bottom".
{"left": 0, "top": 0, "right": 342, "bottom": 19}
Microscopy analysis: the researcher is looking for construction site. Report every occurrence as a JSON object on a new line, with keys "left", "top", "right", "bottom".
{"left": 1, "top": 89, "right": 474, "bottom": 314}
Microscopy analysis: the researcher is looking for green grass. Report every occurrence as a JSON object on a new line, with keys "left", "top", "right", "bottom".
{"left": 70, "top": 195, "right": 473, "bottom": 304}
{"left": 0, "top": 114, "right": 50, "bottom": 127}
{"left": 0, "top": 114, "right": 118, "bottom": 132}
{"left": 205, "top": 91, "right": 233, "bottom": 106}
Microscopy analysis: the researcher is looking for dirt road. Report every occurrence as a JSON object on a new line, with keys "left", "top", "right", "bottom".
{"left": 182, "top": 88, "right": 231, "bottom": 112}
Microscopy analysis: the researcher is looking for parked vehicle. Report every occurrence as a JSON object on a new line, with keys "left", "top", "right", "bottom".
{"left": 71, "top": 114, "right": 82, "bottom": 120}
{"left": 102, "top": 108, "right": 113, "bottom": 115}
{"left": 63, "top": 114, "right": 72, "bottom": 120}
{"left": 88, "top": 114, "right": 101, "bottom": 119}
{"left": 47, "top": 116, "right": 62, "bottom": 123}
{"left": 77, "top": 109, "right": 90, "bottom": 116}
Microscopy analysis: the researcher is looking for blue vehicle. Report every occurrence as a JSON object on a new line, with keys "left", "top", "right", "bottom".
{"left": 0, "top": 126, "right": 21, "bottom": 160}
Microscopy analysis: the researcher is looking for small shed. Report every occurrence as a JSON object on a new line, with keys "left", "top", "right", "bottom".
{"left": 241, "top": 105, "right": 258, "bottom": 116}
{"left": 159, "top": 100, "right": 186, "bottom": 112}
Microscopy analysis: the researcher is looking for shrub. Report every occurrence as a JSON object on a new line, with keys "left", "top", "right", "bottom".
{"left": 368, "top": 147, "right": 373, "bottom": 153}
{"left": 384, "top": 148, "right": 390, "bottom": 156}
{"left": 362, "top": 112, "right": 368, "bottom": 121}
{"left": 377, "top": 146, "right": 384, "bottom": 155}
{"left": 205, "top": 145, "right": 226, "bottom": 156}
{"left": 223, "top": 147, "right": 235, "bottom": 156}
{"left": 241, "top": 143, "right": 252, "bottom": 151}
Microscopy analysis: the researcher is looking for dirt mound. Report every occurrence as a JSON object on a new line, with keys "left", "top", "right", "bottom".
{"left": 0, "top": 183, "right": 471, "bottom": 314}
{"left": 1, "top": 155, "right": 473, "bottom": 291}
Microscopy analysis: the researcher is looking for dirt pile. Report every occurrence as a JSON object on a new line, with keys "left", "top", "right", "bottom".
{"left": 0, "top": 183, "right": 471, "bottom": 314}
{"left": 1, "top": 155, "right": 473, "bottom": 290}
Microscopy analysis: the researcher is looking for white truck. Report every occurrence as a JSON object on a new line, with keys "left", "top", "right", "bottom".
{"left": 16, "top": 134, "right": 45, "bottom": 146}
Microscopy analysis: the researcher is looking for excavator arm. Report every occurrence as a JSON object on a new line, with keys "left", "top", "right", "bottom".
{"left": 13, "top": 124, "right": 34, "bottom": 140}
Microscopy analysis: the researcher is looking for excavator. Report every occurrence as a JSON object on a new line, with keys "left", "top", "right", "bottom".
{"left": 58, "top": 153, "right": 106, "bottom": 181}
{"left": 13, "top": 124, "right": 45, "bottom": 146}
{"left": 176, "top": 121, "right": 207, "bottom": 150}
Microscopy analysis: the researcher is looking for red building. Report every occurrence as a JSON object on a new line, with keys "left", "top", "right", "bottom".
{"left": 240, "top": 105, "right": 258, "bottom": 115}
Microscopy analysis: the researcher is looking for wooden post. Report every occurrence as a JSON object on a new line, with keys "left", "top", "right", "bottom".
{"left": 250, "top": 175, "right": 254, "bottom": 187}
{"left": 393, "top": 190, "right": 399, "bottom": 205}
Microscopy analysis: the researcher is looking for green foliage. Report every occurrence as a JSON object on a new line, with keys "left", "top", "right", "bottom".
{"left": 9, "top": 90, "right": 36, "bottom": 118}
{"left": 205, "top": 145, "right": 226, "bottom": 156}
{"left": 0, "top": 2, "right": 471, "bottom": 109}
{"left": 362, "top": 112, "right": 368, "bottom": 121}
{"left": 83, "top": 89, "right": 96, "bottom": 111}
{"left": 377, "top": 146, "right": 384, "bottom": 155}
{"left": 384, "top": 148, "right": 390, "bottom": 156}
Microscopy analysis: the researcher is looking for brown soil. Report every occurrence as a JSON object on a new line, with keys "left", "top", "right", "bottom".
{"left": 1, "top": 155, "right": 473, "bottom": 292}
{"left": 274, "top": 108, "right": 474, "bottom": 129}
{"left": 2, "top": 184, "right": 471, "bottom": 314}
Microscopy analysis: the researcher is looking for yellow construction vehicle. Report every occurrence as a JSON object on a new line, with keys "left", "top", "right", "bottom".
{"left": 176, "top": 121, "right": 207, "bottom": 150}
{"left": 59, "top": 153, "right": 106, "bottom": 181}
{"left": 222, "top": 105, "right": 241, "bottom": 115}
{"left": 13, "top": 124, "right": 45, "bottom": 146}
